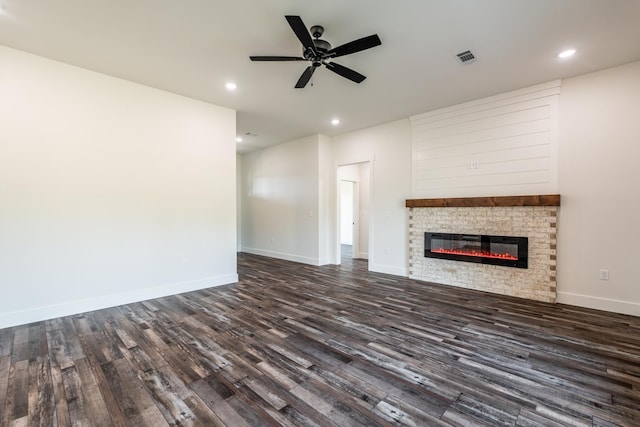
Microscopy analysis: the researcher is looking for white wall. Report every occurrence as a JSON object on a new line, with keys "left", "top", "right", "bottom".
{"left": 240, "top": 135, "right": 326, "bottom": 265}
{"left": 557, "top": 61, "right": 640, "bottom": 316}
{"left": 0, "top": 46, "right": 237, "bottom": 328}
{"left": 332, "top": 120, "right": 412, "bottom": 275}
{"left": 318, "top": 134, "right": 333, "bottom": 265}
{"left": 239, "top": 119, "right": 410, "bottom": 274}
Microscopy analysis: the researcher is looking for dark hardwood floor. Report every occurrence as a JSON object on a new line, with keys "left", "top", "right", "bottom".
{"left": 1, "top": 253, "right": 639, "bottom": 426}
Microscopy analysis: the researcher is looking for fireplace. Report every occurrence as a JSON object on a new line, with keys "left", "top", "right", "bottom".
{"left": 407, "top": 196, "right": 559, "bottom": 302}
{"left": 425, "top": 232, "right": 528, "bottom": 269}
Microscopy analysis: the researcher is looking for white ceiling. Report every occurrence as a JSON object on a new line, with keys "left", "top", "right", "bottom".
{"left": 1, "top": 1, "right": 639, "bottom": 153}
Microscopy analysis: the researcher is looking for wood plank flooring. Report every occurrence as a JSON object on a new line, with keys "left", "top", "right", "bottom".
{"left": 1, "top": 253, "right": 639, "bottom": 426}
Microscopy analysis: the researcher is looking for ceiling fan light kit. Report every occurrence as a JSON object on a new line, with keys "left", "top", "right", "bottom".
{"left": 250, "top": 15, "right": 382, "bottom": 88}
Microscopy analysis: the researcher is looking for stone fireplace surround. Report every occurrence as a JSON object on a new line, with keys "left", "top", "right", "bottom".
{"left": 407, "top": 195, "right": 560, "bottom": 303}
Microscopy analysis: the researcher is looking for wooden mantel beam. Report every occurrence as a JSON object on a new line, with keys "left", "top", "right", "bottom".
{"left": 405, "top": 194, "right": 561, "bottom": 208}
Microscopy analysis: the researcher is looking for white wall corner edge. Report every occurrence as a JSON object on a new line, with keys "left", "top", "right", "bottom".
{"left": 0, "top": 273, "right": 239, "bottom": 329}
{"left": 556, "top": 292, "right": 640, "bottom": 317}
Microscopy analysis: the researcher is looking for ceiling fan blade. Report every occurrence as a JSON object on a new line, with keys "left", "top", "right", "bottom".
{"left": 325, "top": 62, "right": 366, "bottom": 84}
{"left": 250, "top": 56, "right": 306, "bottom": 61}
{"left": 295, "top": 66, "right": 317, "bottom": 88}
{"left": 327, "top": 34, "right": 382, "bottom": 58}
{"left": 285, "top": 15, "right": 317, "bottom": 55}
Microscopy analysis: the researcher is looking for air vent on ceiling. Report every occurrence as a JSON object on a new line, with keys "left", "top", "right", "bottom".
{"left": 456, "top": 50, "right": 476, "bottom": 63}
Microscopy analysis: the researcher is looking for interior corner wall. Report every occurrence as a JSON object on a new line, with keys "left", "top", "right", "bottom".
{"left": 557, "top": 60, "right": 640, "bottom": 316}
{"left": 239, "top": 135, "right": 324, "bottom": 265}
{"left": 331, "top": 119, "right": 412, "bottom": 276}
{"left": 236, "top": 154, "right": 243, "bottom": 252}
{"left": 357, "top": 162, "right": 371, "bottom": 259}
{"left": 317, "top": 134, "right": 333, "bottom": 265}
{"left": 0, "top": 45, "right": 237, "bottom": 329}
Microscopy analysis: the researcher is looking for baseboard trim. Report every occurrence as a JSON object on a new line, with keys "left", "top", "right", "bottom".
{"left": 241, "top": 247, "right": 326, "bottom": 266}
{"left": 0, "top": 273, "right": 238, "bottom": 329}
{"left": 556, "top": 292, "right": 640, "bottom": 317}
{"left": 368, "top": 263, "right": 408, "bottom": 277}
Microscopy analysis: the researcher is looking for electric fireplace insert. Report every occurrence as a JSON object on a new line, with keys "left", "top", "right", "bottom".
{"left": 425, "top": 232, "right": 528, "bottom": 268}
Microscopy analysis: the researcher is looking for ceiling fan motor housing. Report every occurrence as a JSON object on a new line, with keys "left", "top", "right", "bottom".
{"left": 313, "top": 39, "right": 332, "bottom": 53}
{"left": 304, "top": 38, "right": 332, "bottom": 62}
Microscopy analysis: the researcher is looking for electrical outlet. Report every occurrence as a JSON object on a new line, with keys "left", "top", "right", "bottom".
{"left": 599, "top": 269, "right": 609, "bottom": 280}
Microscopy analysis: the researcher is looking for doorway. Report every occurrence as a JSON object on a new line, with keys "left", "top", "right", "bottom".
{"left": 337, "top": 162, "right": 370, "bottom": 264}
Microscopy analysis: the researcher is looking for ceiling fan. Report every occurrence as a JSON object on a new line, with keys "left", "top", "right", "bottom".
{"left": 250, "top": 15, "right": 382, "bottom": 88}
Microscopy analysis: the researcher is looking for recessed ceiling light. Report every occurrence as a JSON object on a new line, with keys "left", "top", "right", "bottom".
{"left": 235, "top": 137, "right": 243, "bottom": 142}
{"left": 331, "top": 118, "right": 340, "bottom": 126}
{"left": 225, "top": 82, "right": 237, "bottom": 91}
{"left": 558, "top": 49, "right": 576, "bottom": 59}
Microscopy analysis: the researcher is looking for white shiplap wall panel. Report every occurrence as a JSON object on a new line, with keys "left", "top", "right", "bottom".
{"left": 410, "top": 83, "right": 561, "bottom": 126}
{"left": 415, "top": 143, "right": 551, "bottom": 171}
{"left": 410, "top": 81, "right": 560, "bottom": 198}
{"left": 412, "top": 102, "right": 551, "bottom": 147}
{"left": 414, "top": 157, "right": 551, "bottom": 182}
{"left": 415, "top": 132, "right": 549, "bottom": 162}
{"left": 413, "top": 119, "right": 551, "bottom": 159}
{"left": 413, "top": 171, "right": 552, "bottom": 194}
